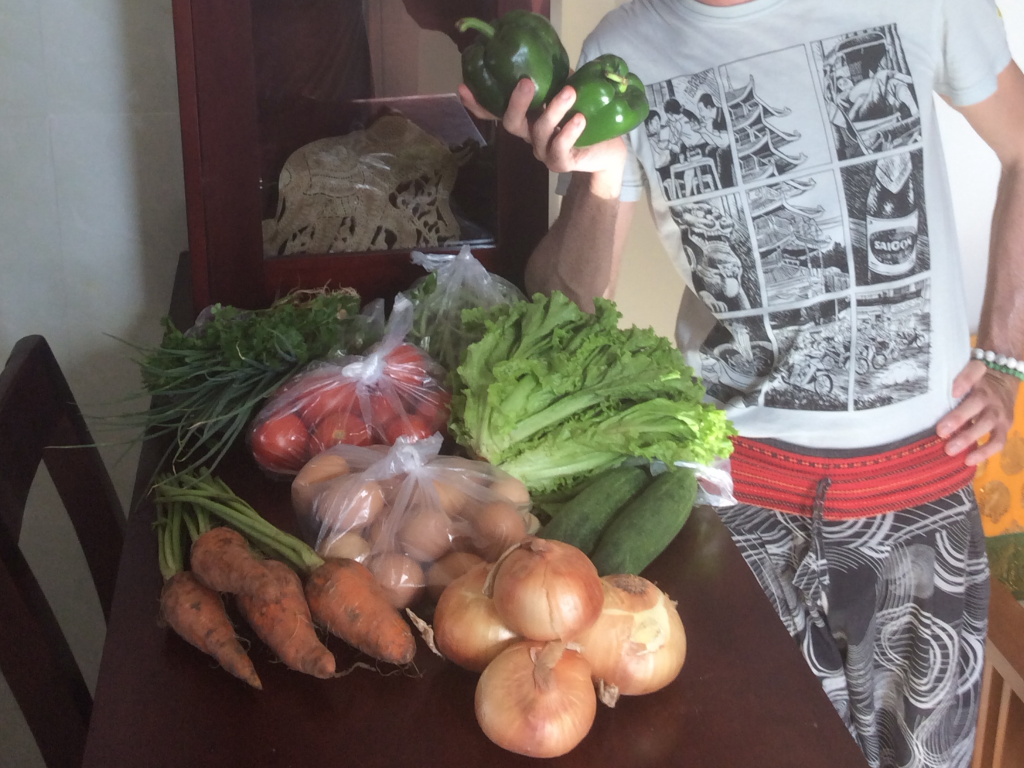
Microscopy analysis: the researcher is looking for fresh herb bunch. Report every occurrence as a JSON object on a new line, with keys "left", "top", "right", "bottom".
{"left": 126, "top": 287, "right": 372, "bottom": 475}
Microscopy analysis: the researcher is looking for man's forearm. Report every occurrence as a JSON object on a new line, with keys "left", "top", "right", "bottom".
{"left": 525, "top": 171, "right": 623, "bottom": 312}
{"left": 976, "top": 158, "right": 1024, "bottom": 357}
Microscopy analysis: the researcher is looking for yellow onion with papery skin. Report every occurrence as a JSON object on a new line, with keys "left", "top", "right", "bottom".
{"left": 488, "top": 537, "right": 603, "bottom": 642}
{"left": 433, "top": 563, "right": 519, "bottom": 671}
{"left": 574, "top": 574, "right": 687, "bottom": 706}
{"left": 475, "top": 640, "right": 596, "bottom": 758}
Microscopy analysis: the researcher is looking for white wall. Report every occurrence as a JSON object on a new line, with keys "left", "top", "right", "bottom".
{"left": 936, "top": 1, "right": 1024, "bottom": 328}
{"left": 0, "top": 1, "right": 185, "bottom": 766}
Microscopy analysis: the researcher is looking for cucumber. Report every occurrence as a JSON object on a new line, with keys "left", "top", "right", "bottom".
{"left": 538, "top": 465, "right": 651, "bottom": 555}
{"left": 590, "top": 467, "right": 698, "bottom": 576}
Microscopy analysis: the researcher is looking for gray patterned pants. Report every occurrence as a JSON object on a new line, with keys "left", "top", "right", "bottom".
{"left": 719, "top": 487, "right": 989, "bottom": 768}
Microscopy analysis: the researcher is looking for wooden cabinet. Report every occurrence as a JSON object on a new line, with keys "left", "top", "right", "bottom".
{"left": 171, "top": 0, "right": 551, "bottom": 315}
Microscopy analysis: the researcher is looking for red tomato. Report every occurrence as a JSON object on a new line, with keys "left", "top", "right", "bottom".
{"left": 273, "top": 369, "right": 333, "bottom": 404}
{"left": 408, "top": 391, "right": 450, "bottom": 432}
{"left": 251, "top": 413, "right": 311, "bottom": 473}
{"left": 367, "top": 389, "right": 402, "bottom": 440}
{"left": 312, "top": 411, "right": 372, "bottom": 451}
{"left": 384, "top": 344, "right": 430, "bottom": 388}
{"left": 433, "top": 387, "right": 453, "bottom": 408}
{"left": 299, "top": 381, "right": 358, "bottom": 427}
{"left": 383, "top": 414, "right": 434, "bottom": 444}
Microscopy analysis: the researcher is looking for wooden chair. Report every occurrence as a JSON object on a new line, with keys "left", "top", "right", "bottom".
{"left": 973, "top": 576, "right": 1024, "bottom": 768}
{"left": 0, "top": 335, "right": 126, "bottom": 768}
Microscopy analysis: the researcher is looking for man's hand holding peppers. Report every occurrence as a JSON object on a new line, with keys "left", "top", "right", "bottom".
{"left": 459, "top": 78, "right": 629, "bottom": 199}
{"left": 453, "top": 14, "right": 645, "bottom": 308}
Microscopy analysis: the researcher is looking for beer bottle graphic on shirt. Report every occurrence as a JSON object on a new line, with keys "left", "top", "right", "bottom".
{"left": 865, "top": 153, "right": 918, "bottom": 278}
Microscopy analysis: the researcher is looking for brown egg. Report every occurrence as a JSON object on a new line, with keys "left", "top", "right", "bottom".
{"left": 469, "top": 500, "right": 528, "bottom": 561}
{"left": 319, "top": 531, "right": 371, "bottom": 562}
{"left": 291, "top": 452, "right": 350, "bottom": 517}
{"left": 313, "top": 477, "right": 385, "bottom": 534}
{"left": 369, "top": 553, "right": 425, "bottom": 609}
{"left": 488, "top": 475, "right": 531, "bottom": 507}
{"left": 398, "top": 507, "right": 454, "bottom": 562}
{"left": 377, "top": 474, "right": 405, "bottom": 508}
{"left": 425, "top": 551, "right": 486, "bottom": 602}
{"left": 432, "top": 478, "right": 470, "bottom": 517}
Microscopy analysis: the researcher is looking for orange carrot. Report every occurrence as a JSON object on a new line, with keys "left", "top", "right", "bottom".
{"left": 156, "top": 473, "right": 417, "bottom": 667}
{"left": 160, "top": 568, "right": 263, "bottom": 689}
{"left": 157, "top": 502, "right": 261, "bottom": 688}
{"left": 190, "top": 526, "right": 273, "bottom": 596}
{"left": 236, "top": 559, "right": 337, "bottom": 679}
{"left": 305, "top": 559, "right": 417, "bottom": 666}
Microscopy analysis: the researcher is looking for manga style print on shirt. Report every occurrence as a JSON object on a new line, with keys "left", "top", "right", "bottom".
{"left": 643, "top": 25, "right": 932, "bottom": 413}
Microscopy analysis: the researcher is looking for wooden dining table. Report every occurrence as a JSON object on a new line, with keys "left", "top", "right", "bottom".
{"left": 80, "top": 258, "right": 869, "bottom": 768}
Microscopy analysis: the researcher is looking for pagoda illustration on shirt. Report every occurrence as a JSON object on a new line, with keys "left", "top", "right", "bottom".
{"left": 749, "top": 179, "right": 850, "bottom": 306}
{"left": 725, "top": 75, "right": 807, "bottom": 183}
{"left": 641, "top": 24, "right": 930, "bottom": 413}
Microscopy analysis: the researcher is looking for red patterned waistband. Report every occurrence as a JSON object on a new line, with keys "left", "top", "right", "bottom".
{"left": 729, "top": 433, "right": 976, "bottom": 519}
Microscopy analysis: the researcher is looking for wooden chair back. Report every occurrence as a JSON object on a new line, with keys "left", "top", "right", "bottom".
{"left": 0, "top": 335, "right": 126, "bottom": 768}
{"left": 973, "top": 576, "right": 1024, "bottom": 768}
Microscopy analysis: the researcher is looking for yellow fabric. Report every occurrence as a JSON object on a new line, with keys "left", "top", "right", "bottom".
{"left": 973, "top": 378, "right": 1024, "bottom": 536}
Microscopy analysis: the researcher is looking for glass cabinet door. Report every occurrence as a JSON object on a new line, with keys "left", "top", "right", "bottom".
{"left": 173, "top": 0, "right": 550, "bottom": 312}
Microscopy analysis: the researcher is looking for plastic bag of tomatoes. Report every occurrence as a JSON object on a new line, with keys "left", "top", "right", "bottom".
{"left": 290, "top": 435, "right": 539, "bottom": 610}
{"left": 249, "top": 298, "right": 452, "bottom": 476}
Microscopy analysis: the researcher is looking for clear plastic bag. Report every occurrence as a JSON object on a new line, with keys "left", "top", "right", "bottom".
{"left": 401, "top": 244, "right": 526, "bottom": 374}
{"left": 641, "top": 458, "right": 735, "bottom": 508}
{"left": 291, "top": 435, "right": 538, "bottom": 609}
{"left": 261, "top": 114, "right": 472, "bottom": 256}
{"left": 248, "top": 298, "right": 450, "bottom": 476}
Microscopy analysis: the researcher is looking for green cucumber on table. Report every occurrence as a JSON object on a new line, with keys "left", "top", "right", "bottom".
{"left": 590, "top": 466, "right": 698, "bottom": 576}
{"left": 538, "top": 465, "right": 651, "bottom": 555}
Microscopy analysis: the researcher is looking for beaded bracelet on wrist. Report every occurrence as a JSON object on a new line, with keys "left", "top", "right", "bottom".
{"left": 971, "top": 347, "right": 1024, "bottom": 382}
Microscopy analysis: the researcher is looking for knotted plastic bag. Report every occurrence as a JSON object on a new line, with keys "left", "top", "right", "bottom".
{"left": 249, "top": 297, "right": 450, "bottom": 475}
{"left": 401, "top": 244, "right": 525, "bottom": 374}
{"left": 291, "top": 435, "right": 539, "bottom": 608}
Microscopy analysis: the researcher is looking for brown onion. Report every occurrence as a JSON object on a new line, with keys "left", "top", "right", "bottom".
{"left": 425, "top": 551, "right": 485, "bottom": 602}
{"left": 488, "top": 538, "right": 603, "bottom": 641}
{"left": 475, "top": 641, "right": 596, "bottom": 758}
{"left": 574, "top": 574, "right": 687, "bottom": 704}
{"left": 433, "top": 563, "right": 519, "bottom": 671}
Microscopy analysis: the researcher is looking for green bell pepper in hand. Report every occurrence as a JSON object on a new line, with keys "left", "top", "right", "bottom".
{"left": 457, "top": 11, "right": 570, "bottom": 118}
{"left": 563, "top": 54, "right": 650, "bottom": 147}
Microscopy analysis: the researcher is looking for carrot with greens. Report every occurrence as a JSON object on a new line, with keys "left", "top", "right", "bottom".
{"left": 236, "top": 559, "right": 337, "bottom": 679}
{"left": 189, "top": 525, "right": 273, "bottom": 596}
{"left": 179, "top": 499, "right": 335, "bottom": 678}
{"left": 154, "top": 471, "right": 417, "bottom": 666}
{"left": 157, "top": 503, "right": 262, "bottom": 689}
{"left": 305, "top": 559, "right": 417, "bottom": 665}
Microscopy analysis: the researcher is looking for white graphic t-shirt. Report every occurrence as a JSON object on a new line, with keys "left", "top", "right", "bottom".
{"left": 578, "top": 0, "right": 1012, "bottom": 449}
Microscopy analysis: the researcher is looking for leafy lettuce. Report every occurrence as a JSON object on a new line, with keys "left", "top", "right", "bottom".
{"left": 449, "top": 291, "right": 735, "bottom": 494}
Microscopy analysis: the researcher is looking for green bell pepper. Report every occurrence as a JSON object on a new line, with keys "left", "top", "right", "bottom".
{"left": 456, "top": 11, "right": 570, "bottom": 118}
{"left": 563, "top": 54, "right": 650, "bottom": 147}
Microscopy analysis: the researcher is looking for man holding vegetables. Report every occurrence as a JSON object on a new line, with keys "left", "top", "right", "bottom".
{"left": 459, "top": 1, "right": 1024, "bottom": 766}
